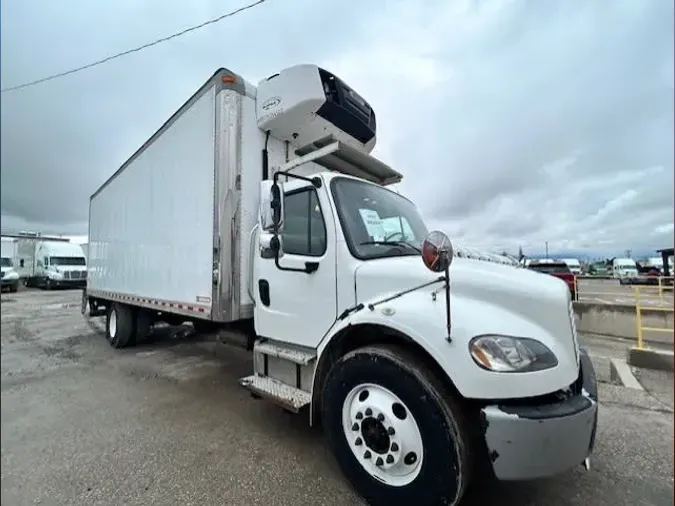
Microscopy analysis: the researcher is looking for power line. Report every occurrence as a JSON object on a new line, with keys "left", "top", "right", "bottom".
{"left": 1, "top": 0, "right": 266, "bottom": 93}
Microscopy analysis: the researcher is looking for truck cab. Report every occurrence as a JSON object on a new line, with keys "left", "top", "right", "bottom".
{"left": 612, "top": 257, "right": 638, "bottom": 282}
{"left": 35, "top": 241, "right": 87, "bottom": 289}
{"left": 83, "top": 63, "right": 597, "bottom": 506}
{"left": 1, "top": 256, "right": 20, "bottom": 292}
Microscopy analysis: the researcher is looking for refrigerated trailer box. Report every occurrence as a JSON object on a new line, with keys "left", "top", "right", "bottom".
{"left": 83, "top": 64, "right": 598, "bottom": 506}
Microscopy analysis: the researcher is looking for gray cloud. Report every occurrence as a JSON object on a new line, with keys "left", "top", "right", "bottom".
{"left": 1, "top": 0, "right": 673, "bottom": 256}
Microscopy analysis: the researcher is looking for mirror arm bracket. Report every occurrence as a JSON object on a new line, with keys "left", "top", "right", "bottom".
{"left": 273, "top": 170, "right": 322, "bottom": 189}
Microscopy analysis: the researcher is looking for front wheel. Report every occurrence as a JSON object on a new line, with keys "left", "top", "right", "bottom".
{"left": 321, "top": 345, "right": 470, "bottom": 506}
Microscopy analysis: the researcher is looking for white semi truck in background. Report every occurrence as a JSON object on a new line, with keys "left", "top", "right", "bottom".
{"left": 82, "top": 64, "right": 598, "bottom": 506}
{"left": 20, "top": 241, "right": 88, "bottom": 289}
{"left": 1, "top": 238, "right": 20, "bottom": 292}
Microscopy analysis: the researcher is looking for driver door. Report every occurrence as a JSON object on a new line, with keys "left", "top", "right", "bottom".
{"left": 254, "top": 180, "right": 338, "bottom": 349}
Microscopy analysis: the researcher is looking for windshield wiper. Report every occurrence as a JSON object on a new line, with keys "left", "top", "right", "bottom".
{"left": 360, "top": 240, "right": 421, "bottom": 253}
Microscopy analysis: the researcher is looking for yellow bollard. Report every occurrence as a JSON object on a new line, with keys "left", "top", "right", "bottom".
{"left": 634, "top": 286, "right": 644, "bottom": 350}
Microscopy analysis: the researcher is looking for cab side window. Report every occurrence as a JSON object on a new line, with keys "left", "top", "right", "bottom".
{"left": 282, "top": 189, "right": 327, "bottom": 256}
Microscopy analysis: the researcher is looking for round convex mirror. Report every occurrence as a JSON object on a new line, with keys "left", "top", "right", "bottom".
{"left": 421, "top": 230, "right": 454, "bottom": 272}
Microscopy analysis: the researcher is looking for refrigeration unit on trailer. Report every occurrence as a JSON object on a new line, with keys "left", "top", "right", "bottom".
{"left": 32, "top": 241, "right": 87, "bottom": 289}
{"left": 1, "top": 238, "right": 19, "bottom": 292}
{"left": 82, "top": 64, "right": 598, "bottom": 506}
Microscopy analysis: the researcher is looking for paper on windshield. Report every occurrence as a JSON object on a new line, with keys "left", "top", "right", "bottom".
{"left": 359, "top": 208, "right": 386, "bottom": 241}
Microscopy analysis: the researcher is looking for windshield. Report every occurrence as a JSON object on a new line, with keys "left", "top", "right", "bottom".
{"left": 50, "top": 256, "right": 86, "bottom": 266}
{"left": 331, "top": 177, "right": 428, "bottom": 259}
{"left": 1, "top": 257, "right": 12, "bottom": 268}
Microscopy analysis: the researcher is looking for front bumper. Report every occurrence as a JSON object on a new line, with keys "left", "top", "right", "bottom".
{"left": 481, "top": 348, "right": 598, "bottom": 481}
{"left": 50, "top": 278, "right": 86, "bottom": 287}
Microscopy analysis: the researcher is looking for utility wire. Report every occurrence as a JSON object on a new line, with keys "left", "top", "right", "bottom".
{"left": 1, "top": 0, "right": 266, "bottom": 93}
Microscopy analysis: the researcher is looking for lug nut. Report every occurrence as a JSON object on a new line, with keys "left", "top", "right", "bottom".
{"left": 355, "top": 437, "right": 363, "bottom": 446}
{"left": 352, "top": 423, "right": 359, "bottom": 431}
{"left": 364, "top": 451, "right": 371, "bottom": 459}
{"left": 376, "top": 457, "right": 384, "bottom": 466}
{"left": 365, "top": 408, "right": 373, "bottom": 416}
{"left": 356, "top": 412, "right": 363, "bottom": 420}
{"left": 377, "top": 413, "right": 384, "bottom": 422}
{"left": 387, "top": 427, "right": 395, "bottom": 436}
{"left": 390, "top": 442, "right": 399, "bottom": 452}
{"left": 386, "top": 454, "right": 394, "bottom": 464}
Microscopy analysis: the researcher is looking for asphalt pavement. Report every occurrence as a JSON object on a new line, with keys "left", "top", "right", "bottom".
{"left": 2, "top": 289, "right": 673, "bottom": 506}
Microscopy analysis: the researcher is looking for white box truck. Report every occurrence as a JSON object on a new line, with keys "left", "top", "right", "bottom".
{"left": 1, "top": 238, "right": 20, "bottom": 292}
{"left": 82, "top": 64, "right": 597, "bottom": 506}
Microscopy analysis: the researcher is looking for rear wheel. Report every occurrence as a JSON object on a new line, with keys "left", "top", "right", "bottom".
{"left": 106, "top": 303, "right": 136, "bottom": 348}
{"left": 321, "top": 345, "right": 470, "bottom": 506}
{"left": 135, "top": 310, "right": 154, "bottom": 344}
{"left": 9, "top": 282, "right": 18, "bottom": 293}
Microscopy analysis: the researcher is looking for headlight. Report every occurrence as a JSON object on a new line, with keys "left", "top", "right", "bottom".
{"left": 469, "top": 335, "right": 558, "bottom": 373}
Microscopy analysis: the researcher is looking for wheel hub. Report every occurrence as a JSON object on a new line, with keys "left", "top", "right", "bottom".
{"left": 109, "top": 309, "right": 117, "bottom": 338}
{"left": 342, "top": 383, "right": 424, "bottom": 487}
{"left": 361, "top": 417, "right": 390, "bottom": 454}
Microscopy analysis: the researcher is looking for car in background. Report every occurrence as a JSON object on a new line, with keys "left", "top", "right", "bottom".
{"left": 527, "top": 260, "right": 576, "bottom": 299}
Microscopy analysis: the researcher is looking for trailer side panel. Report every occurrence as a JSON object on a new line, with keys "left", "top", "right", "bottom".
{"left": 88, "top": 86, "right": 217, "bottom": 314}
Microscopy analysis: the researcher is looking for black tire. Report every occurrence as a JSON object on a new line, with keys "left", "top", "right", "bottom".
{"left": 44, "top": 278, "right": 52, "bottom": 290}
{"left": 321, "top": 345, "right": 470, "bottom": 506}
{"left": 105, "top": 303, "right": 136, "bottom": 349}
{"left": 135, "top": 310, "right": 154, "bottom": 344}
{"left": 9, "top": 282, "right": 18, "bottom": 293}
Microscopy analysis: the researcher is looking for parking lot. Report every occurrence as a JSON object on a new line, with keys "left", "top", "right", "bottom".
{"left": 577, "top": 278, "right": 674, "bottom": 306}
{"left": 2, "top": 288, "right": 673, "bottom": 506}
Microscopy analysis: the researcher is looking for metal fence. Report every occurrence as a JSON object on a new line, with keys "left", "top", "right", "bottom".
{"left": 573, "top": 275, "right": 673, "bottom": 350}
{"left": 634, "top": 286, "right": 674, "bottom": 350}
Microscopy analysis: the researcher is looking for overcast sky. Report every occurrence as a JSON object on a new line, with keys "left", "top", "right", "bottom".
{"left": 1, "top": 0, "right": 673, "bottom": 256}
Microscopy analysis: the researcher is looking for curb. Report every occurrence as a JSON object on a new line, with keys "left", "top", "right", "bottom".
{"left": 609, "top": 358, "right": 644, "bottom": 390}
{"left": 626, "top": 347, "right": 675, "bottom": 372}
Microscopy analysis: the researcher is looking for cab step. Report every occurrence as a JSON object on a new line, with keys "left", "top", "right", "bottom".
{"left": 254, "top": 341, "right": 316, "bottom": 365}
{"left": 239, "top": 375, "right": 311, "bottom": 413}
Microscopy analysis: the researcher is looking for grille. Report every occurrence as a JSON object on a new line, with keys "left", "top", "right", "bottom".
{"left": 64, "top": 271, "right": 85, "bottom": 280}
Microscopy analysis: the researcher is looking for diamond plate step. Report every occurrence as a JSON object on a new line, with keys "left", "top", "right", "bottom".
{"left": 254, "top": 341, "right": 316, "bottom": 366}
{"left": 239, "top": 375, "right": 311, "bottom": 413}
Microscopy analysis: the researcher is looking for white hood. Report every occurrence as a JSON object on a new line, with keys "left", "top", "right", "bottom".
{"left": 352, "top": 255, "right": 579, "bottom": 398}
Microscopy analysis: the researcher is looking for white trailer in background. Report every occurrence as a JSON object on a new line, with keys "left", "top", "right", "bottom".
{"left": 82, "top": 64, "right": 597, "bottom": 506}
{"left": 80, "top": 243, "right": 89, "bottom": 261}
{"left": 1, "top": 238, "right": 20, "bottom": 292}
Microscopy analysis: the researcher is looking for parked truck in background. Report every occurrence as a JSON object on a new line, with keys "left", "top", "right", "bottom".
{"left": 81, "top": 64, "right": 597, "bottom": 506}
{"left": 24, "top": 241, "right": 87, "bottom": 289}
{"left": 527, "top": 260, "right": 577, "bottom": 299}
{"left": 1, "top": 238, "right": 20, "bottom": 292}
{"left": 561, "top": 258, "right": 582, "bottom": 275}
